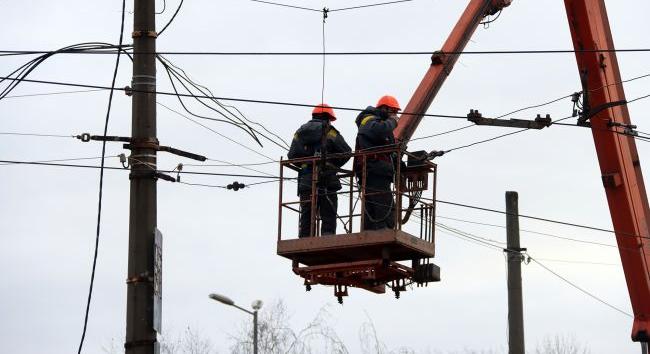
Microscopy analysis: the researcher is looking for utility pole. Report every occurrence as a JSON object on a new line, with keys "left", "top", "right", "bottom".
{"left": 642, "top": 342, "right": 648, "bottom": 354}
{"left": 506, "top": 191, "right": 525, "bottom": 354}
{"left": 125, "top": 0, "right": 160, "bottom": 353}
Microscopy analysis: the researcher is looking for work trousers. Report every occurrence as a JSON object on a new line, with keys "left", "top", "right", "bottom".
{"left": 363, "top": 173, "right": 396, "bottom": 231}
{"left": 298, "top": 188, "right": 338, "bottom": 237}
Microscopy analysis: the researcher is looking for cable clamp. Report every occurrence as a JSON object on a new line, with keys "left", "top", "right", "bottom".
{"left": 131, "top": 30, "right": 158, "bottom": 38}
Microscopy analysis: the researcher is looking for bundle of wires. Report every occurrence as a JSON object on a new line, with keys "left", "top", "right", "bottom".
{"left": 0, "top": 42, "right": 133, "bottom": 100}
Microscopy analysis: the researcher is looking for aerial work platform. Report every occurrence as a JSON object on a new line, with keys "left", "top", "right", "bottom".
{"left": 276, "top": 147, "right": 440, "bottom": 302}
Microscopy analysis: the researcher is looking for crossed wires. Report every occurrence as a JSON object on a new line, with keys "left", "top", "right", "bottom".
{"left": 435, "top": 222, "right": 631, "bottom": 317}
{"left": 249, "top": 0, "right": 415, "bottom": 104}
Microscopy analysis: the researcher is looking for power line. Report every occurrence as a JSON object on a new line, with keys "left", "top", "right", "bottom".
{"left": 330, "top": 0, "right": 414, "bottom": 12}
{"left": 2, "top": 88, "right": 104, "bottom": 99}
{"left": 0, "top": 131, "right": 75, "bottom": 138}
{"left": 0, "top": 159, "right": 287, "bottom": 180}
{"left": 409, "top": 124, "right": 475, "bottom": 141}
{"left": 0, "top": 155, "right": 119, "bottom": 166}
{"left": 249, "top": 0, "right": 320, "bottom": 12}
{"left": 528, "top": 256, "right": 631, "bottom": 317}
{"left": 0, "top": 76, "right": 470, "bottom": 119}
{"left": 534, "top": 258, "right": 618, "bottom": 266}
{"left": 436, "top": 215, "right": 618, "bottom": 248}
{"left": 437, "top": 222, "right": 631, "bottom": 318}
{"left": 3, "top": 48, "right": 650, "bottom": 56}
{"left": 77, "top": 2, "right": 126, "bottom": 353}
{"left": 433, "top": 198, "right": 650, "bottom": 240}
{"left": 157, "top": 101, "right": 278, "bottom": 161}
{"left": 158, "top": 0, "right": 183, "bottom": 36}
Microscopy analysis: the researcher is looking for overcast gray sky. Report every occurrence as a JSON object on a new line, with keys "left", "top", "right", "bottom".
{"left": 1, "top": 0, "right": 650, "bottom": 353}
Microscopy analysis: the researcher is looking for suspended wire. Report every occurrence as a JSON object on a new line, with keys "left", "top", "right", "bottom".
{"left": 529, "top": 257, "right": 632, "bottom": 317}
{"left": 158, "top": 0, "right": 183, "bottom": 36}
{"left": 2, "top": 88, "right": 104, "bottom": 99}
{"left": 409, "top": 124, "right": 475, "bottom": 141}
{"left": 157, "top": 54, "right": 290, "bottom": 149}
{"left": 0, "top": 131, "right": 75, "bottom": 138}
{"left": 321, "top": 10, "right": 326, "bottom": 104}
{"left": 185, "top": 160, "right": 276, "bottom": 167}
{"left": 432, "top": 197, "right": 650, "bottom": 241}
{"left": 158, "top": 55, "right": 263, "bottom": 146}
{"left": 0, "top": 43, "right": 132, "bottom": 100}
{"left": 436, "top": 215, "right": 618, "bottom": 248}
{"left": 437, "top": 222, "right": 631, "bottom": 318}
{"left": 480, "top": 9, "right": 502, "bottom": 26}
{"left": 156, "top": 0, "right": 166, "bottom": 14}
{"left": 249, "top": 0, "right": 320, "bottom": 12}
{"left": 534, "top": 258, "right": 618, "bottom": 266}
{"left": 157, "top": 101, "right": 277, "bottom": 161}
{"left": 0, "top": 159, "right": 287, "bottom": 180}
{"left": 437, "top": 222, "right": 506, "bottom": 246}
{"left": 5, "top": 48, "right": 650, "bottom": 56}
{"left": 0, "top": 76, "right": 471, "bottom": 119}
{"left": 0, "top": 155, "right": 119, "bottom": 166}
{"left": 77, "top": 2, "right": 126, "bottom": 353}
{"left": 329, "top": 0, "right": 414, "bottom": 12}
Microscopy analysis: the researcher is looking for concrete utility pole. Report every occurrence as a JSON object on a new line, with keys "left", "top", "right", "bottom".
{"left": 506, "top": 191, "right": 525, "bottom": 354}
{"left": 125, "top": 0, "right": 160, "bottom": 353}
{"left": 642, "top": 342, "right": 648, "bottom": 354}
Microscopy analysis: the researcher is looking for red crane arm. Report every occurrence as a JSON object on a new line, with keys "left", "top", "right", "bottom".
{"left": 393, "top": 0, "right": 513, "bottom": 142}
{"left": 565, "top": 0, "right": 650, "bottom": 342}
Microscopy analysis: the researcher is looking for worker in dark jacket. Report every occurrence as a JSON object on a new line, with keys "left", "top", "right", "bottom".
{"left": 288, "top": 104, "right": 352, "bottom": 237}
{"left": 355, "top": 95, "right": 401, "bottom": 230}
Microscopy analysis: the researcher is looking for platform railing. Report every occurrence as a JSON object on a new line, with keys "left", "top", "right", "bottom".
{"left": 277, "top": 146, "right": 436, "bottom": 244}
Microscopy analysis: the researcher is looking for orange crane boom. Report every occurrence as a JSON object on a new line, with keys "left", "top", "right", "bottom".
{"left": 394, "top": 0, "right": 650, "bottom": 343}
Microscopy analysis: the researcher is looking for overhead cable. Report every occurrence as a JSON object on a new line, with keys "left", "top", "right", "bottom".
{"left": 157, "top": 0, "right": 184, "bottom": 36}
{"left": 77, "top": 2, "right": 126, "bottom": 353}
{"left": 3, "top": 48, "right": 650, "bottom": 56}
{"left": 529, "top": 257, "right": 631, "bottom": 317}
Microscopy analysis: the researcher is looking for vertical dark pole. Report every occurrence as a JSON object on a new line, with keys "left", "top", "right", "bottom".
{"left": 125, "top": 0, "right": 158, "bottom": 353}
{"left": 642, "top": 342, "right": 648, "bottom": 354}
{"left": 253, "top": 311, "right": 259, "bottom": 354}
{"left": 506, "top": 191, "right": 525, "bottom": 354}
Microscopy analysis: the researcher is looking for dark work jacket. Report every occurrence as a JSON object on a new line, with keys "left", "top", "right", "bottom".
{"left": 288, "top": 118, "right": 352, "bottom": 194}
{"left": 354, "top": 106, "right": 398, "bottom": 179}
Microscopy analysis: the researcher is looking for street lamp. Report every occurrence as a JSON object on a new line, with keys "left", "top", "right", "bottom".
{"left": 209, "top": 293, "right": 263, "bottom": 354}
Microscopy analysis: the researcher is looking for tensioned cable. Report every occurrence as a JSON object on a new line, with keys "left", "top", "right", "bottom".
{"left": 436, "top": 215, "right": 618, "bottom": 248}
{"left": 0, "top": 76, "right": 471, "bottom": 118}
{"left": 437, "top": 223, "right": 631, "bottom": 317}
{"left": 77, "top": 1, "right": 126, "bottom": 353}
{"left": 157, "top": 0, "right": 183, "bottom": 36}
{"left": 329, "top": 0, "right": 413, "bottom": 12}
{"left": 409, "top": 124, "right": 475, "bottom": 142}
{"left": 0, "top": 131, "right": 75, "bottom": 138}
{"left": 529, "top": 256, "right": 631, "bottom": 317}
{"left": 0, "top": 155, "right": 119, "bottom": 166}
{"left": 2, "top": 89, "right": 104, "bottom": 99}
{"left": 3, "top": 48, "right": 650, "bottom": 56}
{"left": 534, "top": 258, "right": 618, "bottom": 266}
{"left": 432, "top": 198, "right": 650, "bottom": 240}
{"left": 157, "top": 101, "right": 278, "bottom": 161}
{"left": 0, "top": 159, "right": 287, "bottom": 179}
{"left": 8, "top": 76, "right": 649, "bottom": 120}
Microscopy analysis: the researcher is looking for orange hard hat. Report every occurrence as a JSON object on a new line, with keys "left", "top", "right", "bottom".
{"left": 376, "top": 95, "right": 401, "bottom": 111}
{"left": 312, "top": 103, "right": 336, "bottom": 121}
